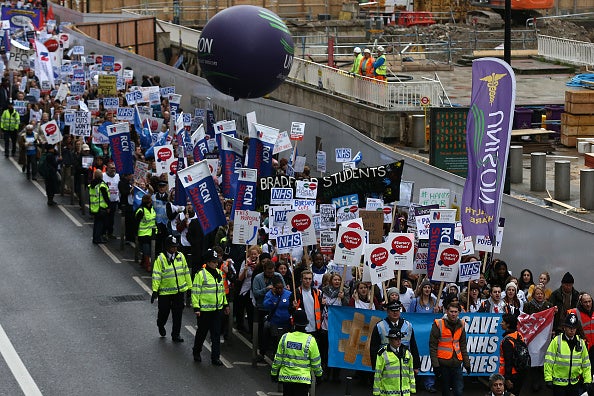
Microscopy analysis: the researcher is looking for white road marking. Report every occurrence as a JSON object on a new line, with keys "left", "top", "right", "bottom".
{"left": 233, "top": 361, "right": 268, "bottom": 366}
{"left": 184, "top": 325, "right": 233, "bottom": 368}
{"left": 57, "top": 205, "right": 82, "bottom": 227}
{"left": 31, "top": 180, "right": 47, "bottom": 196}
{"left": 132, "top": 276, "right": 152, "bottom": 295}
{"left": 98, "top": 244, "right": 121, "bottom": 263}
{"left": 256, "top": 392, "right": 282, "bottom": 396}
{"left": 232, "top": 328, "right": 273, "bottom": 365}
{"left": 0, "top": 324, "right": 43, "bottom": 396}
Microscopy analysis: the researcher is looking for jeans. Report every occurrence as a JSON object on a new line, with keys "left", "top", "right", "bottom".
{"left": 440, "top": 365, "right": 464, "bottom": 396}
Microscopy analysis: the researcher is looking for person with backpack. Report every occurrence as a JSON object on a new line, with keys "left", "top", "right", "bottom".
{"left": 499, "top": 313, "right": 528, "bottom": 395}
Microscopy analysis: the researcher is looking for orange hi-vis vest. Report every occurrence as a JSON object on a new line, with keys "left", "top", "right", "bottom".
{"left": 296, "top": 287, "right": 322, "bottom": 330}
{"left": 569, "top": 308, "right": 594, "bottom": 349}
{"left": 435, "top": 319, "right": 463, "bottom": 360}
{"left": 499, "top": 331, "right": 523, "bottom": 376}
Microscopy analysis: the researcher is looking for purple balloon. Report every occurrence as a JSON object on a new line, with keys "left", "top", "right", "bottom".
{"left": 198, "top": 5, "right": 295, "bottom": 100}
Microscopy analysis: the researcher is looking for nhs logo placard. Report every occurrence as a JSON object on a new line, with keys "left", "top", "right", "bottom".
{"left": 270, "top": 187, "right": 294, "bottom": 205}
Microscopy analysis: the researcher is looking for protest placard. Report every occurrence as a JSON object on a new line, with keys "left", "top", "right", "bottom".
{"left": 334, "top": 226, "right": 366, "bottom": 267}
{"left": 73, "top": 111, "right": 91, "bottom": 137}
{"left": 365, "top": 242, "right": 396, "bottom": 285}
{"left": 335, "top": 148, "right": 352, "bottom": 163}
{"left": 319, "top": 230, "right": 336, "bottom": 255}
{"left": 287, "top": 211, "right": 316, "bottom": 246}
{"left": 270, "top": 188, "right": 293, "bottom": 205}
{"left": 273, "top": 131, "right": 292, "bottom": 154}
{"left": 276, "top": 232, "right": 303, "bottom": 254}
{"left": 290, "top": 122, "right": 305, "bottom": 140}
{"left": 316, "top": 150, "right": 326, "bottom": 173}
{"left": 319, "top": 204, "right": 336, "bottom": 229}
{"left": 387, "top": 232, "right": 415, "bottom": 270}
{"left": 419, "top": 188, "right": 451, "bottom": 208}
{"left": 295, "top": 180, "right": 318, "bottom": 199}
{"left": 98, "top": 74, "right": 117, "bottom": 96}
{"left": 232, "top": 210, "right": 260, "bottom": 245}
{"left": 359, "top": 210, "right": 384, "bottom": 244}
{"left": 268, "top": 205, "right": 294, "bottom": 228}
{"left": 474, "top": 218, "right": 505, "bottom": 254}
{"left": 336, "top": 205, "right": 359, "bottom": 224}
{"left": 292, "top": 199, "right": 316, "bottom": 213}
{"left": 431, "top": 244, "right": 462, "bottom": 283}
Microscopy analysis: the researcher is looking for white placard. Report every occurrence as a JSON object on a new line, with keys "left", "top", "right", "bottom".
{"left": 232, "top": 210, "right": 261, "bottom": 245}
{"left": 419, "top": 188, "right": 451, "bottom": 208}
{"left": 474, "top": 218, "right": 505, "bottom": 254}
{"left": 276, "top": 232, "right": 303, "bottom": 254}
{"left": 273, "top": 131, "right": 292, "bottom": 154}
{"left": 268, "top": 205, "right": 294, "bottom": 228}
{"left": 295, "top": 180, "right": 318, "bottom": 199}
{"left": 364, "top": 242, "right": 396, "bottom": 285}
{"left": 287, "top": 211, "right": 316, "bottom": 246}
{"left": 335, "top": 148, "right": 352, "bottom": 163}
{"left": 270, "top": 188, "right": 294, "bottom": 206}
{"left": 154, "top": 145, "right": 175, "bottom": 176}
{"left": 292, "top": 199, "right": 316, "bottom": 213}
{"left": 319, "top": 204, "right": 336, "bottom": 229}
{"left": 386, "top": 232, "right": 415, "bottom": 271}
{"left": 334, "top": 226, "right": 367, "bottom": 267}
{"left": 431, "top": 243, "right": 462, "bottom": 283}
{"left": 458, "top": 260, "right": 481, "bottom": 282}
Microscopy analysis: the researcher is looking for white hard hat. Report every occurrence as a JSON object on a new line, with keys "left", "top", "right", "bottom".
{"left": 363, "top": 48, "right": 371, "bottom": 54}
{"left": 354, "top": 47, "right": 361, "bottom": 54}
{"left": 377, "top": 45, "right": 385, "bottom": 52}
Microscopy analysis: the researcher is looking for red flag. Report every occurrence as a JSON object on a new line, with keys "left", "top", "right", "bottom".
{"left": 47, "top": 5, "right": 55, "bottom": 21}
{"left": 518, "top": 307, "right": 555, "bottom": 366}
{"left": 37, "top": 10, "right": 45, "bottom": 31}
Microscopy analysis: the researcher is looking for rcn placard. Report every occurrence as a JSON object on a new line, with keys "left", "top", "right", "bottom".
{"left": 230, "top": 168, "right": 258, "bottom": 221}
{"left": 107, "top": 122, "right": 134, "bottom": 174}
{"left": 178, "top": 160, "right": 227, "bottom": 235}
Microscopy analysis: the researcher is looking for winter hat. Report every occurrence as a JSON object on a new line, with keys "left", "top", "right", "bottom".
{"left": 505, "top": 282, "right": 517, "bottom": 291}
{"left": 386, "top": 287, "right": 399, "bottom": 297}
{"left": 561, "top": 272, "right": 575, "bottom": 284}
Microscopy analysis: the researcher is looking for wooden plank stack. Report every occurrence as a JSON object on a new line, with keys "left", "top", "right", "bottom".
{"left": 561, "top": 90, "right": 594, "bottom": 147}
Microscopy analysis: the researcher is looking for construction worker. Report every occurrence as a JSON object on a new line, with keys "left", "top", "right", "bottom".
{"left": 271, "top": 309, "right": 323, "bottom": 396}
{"left": 192, "top": 248, "right": 229, "bottom": 366}
{"left": 350, "top": 46, "right": 363, "bottom": 74}
{"left": 544, "top": 312, "right": 592, "bottom": 396}
{"left": 359, "top": 48, "right": 375, "bottom": 78}
{"left": 135, "top": 194, "right": 156, "bottom": 272}
{"left": 151, "top": 235, "right": 192, "bottom": 342}
{"left": 373, "top": 328, "right": 416, "bottom": 396}
{"left": 88, "top": 169, "right": 110, "bottom": 244}
{"left": 373, "top": 45, "right": 387, "bottom": 81}
{"left": 429, "top": 301, "right": 471, "bottom": 396}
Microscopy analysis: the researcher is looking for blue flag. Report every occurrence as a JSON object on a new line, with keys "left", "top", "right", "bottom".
{"left": 191, "top": 124, "right": 209, "bottom": 162}
{"left": 219, "top": 133, "right": 244, "bottom": 199}
{"left": 245, "top": 123, "right": 278, "bottom": 178}
{"left": 133, "top": 186, "right": 147, "bottom": 212}
{"left": 178, "top": 160, "right": 226, "bottom": 235}
{"left": 230, "top": 168, "right": 258, "bottom": 221}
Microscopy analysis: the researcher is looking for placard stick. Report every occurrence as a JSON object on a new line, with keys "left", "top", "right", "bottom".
{"left": 340, "top": 265, "right": 347, "bottom": 293}
{"left": 436, "top": 281, "right": 444, "bottom": 309}
{"left": 481, "top": 253, "right": 488, "bottom": 275}
{"left": 467, "top": 280, "right": 471, "bottom": 310}
{"left": 396, "top": 270, "right": 401, "bottom": 290}
{"left": 383, "top": 281, "right": 389, "bottom": 304}
{"left": 289, "top": 254, "right": 297, "bottom": 300}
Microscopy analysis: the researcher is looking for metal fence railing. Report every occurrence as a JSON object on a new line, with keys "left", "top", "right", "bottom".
{"left": 288, "top": 57, "right": 445, "bottom": 110}
{"left": 538, "top": 34, "right": 594, "bottom": 67}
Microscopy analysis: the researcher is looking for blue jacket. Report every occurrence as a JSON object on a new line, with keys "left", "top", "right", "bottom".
{"left": 263, "top": 289, "right": 292, "bottom": 327}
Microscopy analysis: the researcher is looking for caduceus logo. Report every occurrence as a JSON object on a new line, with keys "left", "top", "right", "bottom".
{"left": 479, "top": 72, "right": 507, "bottom": 105}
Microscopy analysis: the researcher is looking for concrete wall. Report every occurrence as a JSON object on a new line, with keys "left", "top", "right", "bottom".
{"left": 63, "top": 27, "right": 594, "bottom": 291}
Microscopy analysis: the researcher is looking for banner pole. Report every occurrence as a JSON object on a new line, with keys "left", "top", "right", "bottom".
{"left": 382, "top": 281, "right": 388, "bottom": 304}
{"left": 289, "top": 254, "right": 297, "bottom": 299}
{"left": 340, "top": 265, "right": 347, "bottom": 293}
{"left": 436, "top": 281, "right": 444, "bottom": 310}
{"left": 467, "top": 280, "right": 471, "bottom": 311}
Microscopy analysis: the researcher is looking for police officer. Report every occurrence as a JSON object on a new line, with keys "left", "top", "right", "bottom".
{"left": 370, "top": 300, "right": 420, "bottom": 371}
{"left": 544, "top": 312, "right": 592, "bottom": 396}
{"left": 88, "top": 169, "right": 110, "bottom": 244}
{"left": 271, "top": 309, "right": 323, "bottom": 396}
{"left": 373, "top": 328, "right": 416, "bottom": 396}
{"left": 192, "top": 249, "right": 229, "bottom": 366}
{"left": 136, "top": 194, "right": 156, "bottom": 272}
{"left": 151, "top": 235, "right": 191, "bottom": 342}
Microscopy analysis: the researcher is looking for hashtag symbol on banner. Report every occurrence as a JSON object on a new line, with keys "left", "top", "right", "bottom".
{"left": 338, "top": 312, "right": 382, "bottom": 368}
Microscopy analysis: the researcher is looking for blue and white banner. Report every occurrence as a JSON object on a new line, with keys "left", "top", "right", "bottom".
{"left": 220, "top": 133, "right": 244, "bottom": 199}
{"left": 205, "top": 109, "right": 216, "bottom": 140}
{"left": 214, "top": 119, "right": 237, "bottom": 149}
{"left": 427, "top": 209, "right": 457, "bottom": 279}
{"left": 178, "top": 160, "right": 227, "bottom": 235}
{"left": 245, "top": 123, "right": 278, "bottom": 178}
{"left": 191, "top": 124, "right": 209, "bottom": 162}
{"left": 107, "top": 122, "right": 134, "bottom": 174}
{"left": 328, "top": 306, "right": 503, "bottom": 375}
{"left": 230, "top": 168, "right": 258, "bottom": 221}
